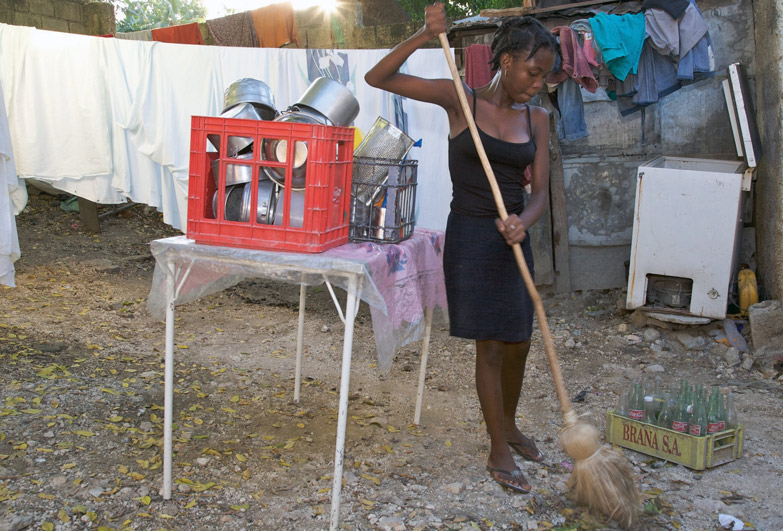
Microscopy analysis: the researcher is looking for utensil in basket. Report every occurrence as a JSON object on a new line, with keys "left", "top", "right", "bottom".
{"left": 352, "top": 117, "right": 414, "bottom": 206}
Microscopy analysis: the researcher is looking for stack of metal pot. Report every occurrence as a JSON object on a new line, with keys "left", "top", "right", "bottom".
{"left": 210, "top": 77, "right": 359, "bottom": 228}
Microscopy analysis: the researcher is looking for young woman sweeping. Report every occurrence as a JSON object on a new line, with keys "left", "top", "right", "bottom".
{"left": 365, "top": 3, "right": 557, "bottom": 494}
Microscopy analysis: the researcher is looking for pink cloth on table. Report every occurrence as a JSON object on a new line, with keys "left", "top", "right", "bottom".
{"left": 464, "top": 44, "right": 494, "bottom": 89}
{"left": 553, "top": 26, "right": 599, "bottom": 93}
{"left": 327, "top": 228, "right": 447, "bottom": 330}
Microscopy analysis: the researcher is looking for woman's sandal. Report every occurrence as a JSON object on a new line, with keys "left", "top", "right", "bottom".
{"left": 508, "top": 436, "right": 544, "bottom": 462}
{"left": 486, "top": 466, "right": 531, "bottom": 494}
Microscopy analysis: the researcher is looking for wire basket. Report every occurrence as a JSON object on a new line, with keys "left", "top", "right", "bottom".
{"left": 349, "top": 157, "right": 417, "bottom": 244}
{"left": 352, "top": 117, "right": 415, "bottom": 206}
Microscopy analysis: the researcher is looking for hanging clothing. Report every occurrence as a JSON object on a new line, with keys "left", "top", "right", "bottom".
{"left": 0, "top": 77, "right": 23, "bottom": 288}
{"left": 206, "top": 11, "right": 258, "bottom": 48}
{"left": 464, "top": 43, "right": 493, "bottom": 89}
{"left": 553, "top": 26, "right": 598, "bottom": 93}
{"left": 678, "top": 32, "right": 715, "bottom": 82}
{"left": 641, "top": 0, "right": 689, "bottom": 19}
{"left": 589, "top": 12, "right": 646, "bottom": 82}
{"left": 555, "top": 78, "right": 589, "bottom": 141}
{"left": 151, "top": 22, "right": 204, "bottom": 45}
{"left": 0, "top": 24, "right": 123, "bottom": 203}
{"left": 644, "top": 3, "right": 708, "bottom": 58}
{"left": 250, "top": 2, "right": 300, "bottom": 48}
{"left": 115, "top": 29, "right": 153, "bottom": 41}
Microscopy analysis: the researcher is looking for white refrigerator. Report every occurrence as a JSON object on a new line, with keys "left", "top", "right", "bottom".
{"left": 626, "top": 63, "right": 762, "bottom": 320}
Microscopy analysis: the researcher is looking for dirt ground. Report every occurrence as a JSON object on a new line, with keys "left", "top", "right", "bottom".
{"left": 1, "top": 189, "right": 782, "bottom": 531}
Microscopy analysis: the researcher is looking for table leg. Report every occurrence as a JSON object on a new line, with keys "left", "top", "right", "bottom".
{"left": 294, "top": 284, "right": 306, "bottom": 403}
{"left": 414, "top": 306, "right": 434, "bottom": 426}
{"left": 162, "top": 272, "right": 175, "bottom": 499}
{"left": 329, "top": 276, "right": 358, "bottom": 531}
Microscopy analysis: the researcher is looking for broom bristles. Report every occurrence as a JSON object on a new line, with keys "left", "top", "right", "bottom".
{"left": 560, "top": 413, "right": 642, "bottom": 529}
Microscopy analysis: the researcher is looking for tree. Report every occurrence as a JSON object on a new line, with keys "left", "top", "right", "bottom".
{"left": 397, "top": 0, "right": 524, "bottom": 23}
{"left": 110, "top": 0, "right": 208, "bottom": 32}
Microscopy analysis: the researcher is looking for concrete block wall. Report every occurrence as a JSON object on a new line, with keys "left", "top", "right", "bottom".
{"left": 0, "top": 0, "right": 115, "bottom": 35}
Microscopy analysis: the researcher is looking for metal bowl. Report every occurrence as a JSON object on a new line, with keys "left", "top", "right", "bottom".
{"left": 261, "top": 110, "right": 324, "bottom": 190}
{"left": 293, "top": 77, "right": 359, "bottom": 127}
{"left": 222, "top": 78, "right": 277, "bottom": 120}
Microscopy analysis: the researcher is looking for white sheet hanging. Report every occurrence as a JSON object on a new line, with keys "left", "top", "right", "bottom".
{"left": 0, "top": 24, "right": 124, "bottom": 203}
{"left": 0, "top": 77, "right": 24, "bottom": 287}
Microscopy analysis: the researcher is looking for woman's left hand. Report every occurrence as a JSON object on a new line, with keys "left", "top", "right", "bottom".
{"left": 495, "top": 215, "right": 526, "bottom": 245}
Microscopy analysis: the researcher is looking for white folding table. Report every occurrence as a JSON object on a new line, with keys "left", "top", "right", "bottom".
{"left": 147, "top": 230, "right": 446, "bottom": 530}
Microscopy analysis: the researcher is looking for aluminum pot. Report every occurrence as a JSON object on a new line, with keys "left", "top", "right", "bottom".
{"left": 261, "top": 110, "right": 323, "bottom": 190}
{"left": 221, "top": 184, "right": 247, "bottom": 222}
{"left": 293, "top": 77, "right": 359, "bottom": 127}
{"left": 274, "top": 189, "right": 306, "bottom": 228}
{"left": 211, "top": 152, "right": 254, "bottom": 187}
{"left": 222, "top": 78, "right": 277, "bottom": 120}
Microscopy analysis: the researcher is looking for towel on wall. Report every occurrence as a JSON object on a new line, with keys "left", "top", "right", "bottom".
{"left": 250, "top": 1, "right": 300, "bottom": 48}
{"left": 206, "top": 11, "right": 259, "bottom": 48}
{"left": 464, "top": 44, "right": 493, "bottom": 89}
{"left": 151, "top": 22, "right": 204, "bottom": 45}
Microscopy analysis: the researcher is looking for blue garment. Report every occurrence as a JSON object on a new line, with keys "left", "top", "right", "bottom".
{"left": 589, "top": 12, "right": 646, "bottom": 81}
{"left": 617, "top": 41, "right": 680, "bottom": 116}
{"left": 556, "top": 79, "right": 589, "bottom": 141}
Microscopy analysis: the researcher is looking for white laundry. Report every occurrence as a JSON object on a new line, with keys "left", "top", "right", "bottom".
{"left": 0, "top": 77, "right": 24, "bottom": 287}
{"left": 0, "top": 24, "right": 124, "bottom": 203}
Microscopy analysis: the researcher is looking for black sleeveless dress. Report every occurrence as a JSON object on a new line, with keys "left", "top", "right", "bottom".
{"left": 444, "top": 91, "right": 536, "bottom": 342}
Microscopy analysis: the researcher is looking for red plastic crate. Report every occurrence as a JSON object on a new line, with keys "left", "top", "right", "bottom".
{"left": 187, "top": 116, "right": 354, "bottom": 252}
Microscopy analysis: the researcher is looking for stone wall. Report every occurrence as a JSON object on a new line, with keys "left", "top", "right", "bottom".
{"left": 0, "top": 0, "right": 115, "bottom": 35}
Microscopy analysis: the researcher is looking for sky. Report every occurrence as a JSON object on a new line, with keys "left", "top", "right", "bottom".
{"left": 202, "top": 0, "right": 329, "bottom": 19}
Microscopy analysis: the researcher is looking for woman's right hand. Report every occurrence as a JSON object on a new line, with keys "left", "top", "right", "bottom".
{"left": 423, "top": 2, "right": 447, "bottom": 40}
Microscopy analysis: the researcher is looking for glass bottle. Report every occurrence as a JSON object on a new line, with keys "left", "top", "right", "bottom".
{"left": 671, "top": 389, "right": 689, "bottom": 433}
{"left": 643, "top": 394, "right": 656, "bottom": 424}
{"left": 616, "top": 388, "right": 630, "bottom": 418}
{"left": 689, "top": 391, "right": 707, "bottom": 437}
{"left": 725, "top": 391, "right": 739, "bottom": 429}
{"left": 657, "top": 391, "right": 674, "bottom": 429}
{"left": 628, "top": 381, "right": 644, "bottom": 421}
{"left": 707, "top": 386, "right": 725, "bottom": 434}
{"left": 652, "top": 375, "right": 665, "bottom": 419}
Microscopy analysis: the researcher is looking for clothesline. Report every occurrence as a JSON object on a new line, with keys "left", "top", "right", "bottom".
{"left": 109, "top": 1, "right": 299, "bottom": 48}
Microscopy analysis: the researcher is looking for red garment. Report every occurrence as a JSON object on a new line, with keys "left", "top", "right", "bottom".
{"left": 151, "top": 22, "right": 204, "bottom": 45}
{"left": 464, "top": 44, "right": 494, "bottom": 89}
{"left": 250, "top": 2, "right": 299, "bottom": 48}
{"left": 553, "top": 26, "right": 598, "bottom": 93}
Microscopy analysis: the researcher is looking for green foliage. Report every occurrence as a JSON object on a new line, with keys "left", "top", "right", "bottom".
{"left": 110, "top": 0, "right": 208, "bottom": 33}
{"left": 397, "top": 0, "right": 524, "bottom": 23}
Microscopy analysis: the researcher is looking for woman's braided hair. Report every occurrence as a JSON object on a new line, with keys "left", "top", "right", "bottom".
{"left": 489, "top": 16, "right": 558, "bottom": 71}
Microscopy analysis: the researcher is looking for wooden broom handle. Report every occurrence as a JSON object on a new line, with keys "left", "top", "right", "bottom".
{"left": 438, "top": 33, "right": 574, "bottom": 418}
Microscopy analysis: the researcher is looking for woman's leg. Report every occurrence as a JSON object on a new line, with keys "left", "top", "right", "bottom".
{"left": 501, "top": 340, "right": 544, "bottom": 461}
{"left": 476, "top": 339, "right": 530, "bottom": 491}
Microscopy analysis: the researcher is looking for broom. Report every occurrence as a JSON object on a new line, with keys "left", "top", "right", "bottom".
{"left": 438, "top": 33, "right": 642, "bottom": 528}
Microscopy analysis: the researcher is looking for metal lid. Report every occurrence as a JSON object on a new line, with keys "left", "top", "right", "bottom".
{"left": 723, "top": 63, "right": 761, "bottom": 168}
